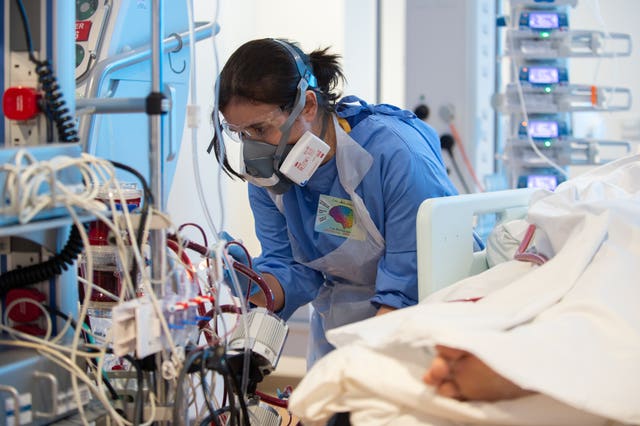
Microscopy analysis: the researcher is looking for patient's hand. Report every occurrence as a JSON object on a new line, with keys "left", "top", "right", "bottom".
{"left": 423, "top": 345, "right": 536, "bottom": 402}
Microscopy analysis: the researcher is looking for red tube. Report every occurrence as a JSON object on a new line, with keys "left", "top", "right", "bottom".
{"left": 255, "top": 390, "right": 289, "bottom": 408}
{"left": 232, "top": 262, "right": 275, "bottom": 313}
{"left": 167, "top": 234, "right": 276, "bottom": 312}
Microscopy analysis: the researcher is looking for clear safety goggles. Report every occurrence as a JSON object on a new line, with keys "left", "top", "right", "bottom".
{"left": 220, "top": 107, "right": 285, "bottom": 143}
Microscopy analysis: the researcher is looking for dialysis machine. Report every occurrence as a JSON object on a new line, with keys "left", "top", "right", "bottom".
{"left": 0, "top": 2, "right": 288, "bottom": 425}
{"left": 493, "top": 0, "right": 633, "bottom": 190}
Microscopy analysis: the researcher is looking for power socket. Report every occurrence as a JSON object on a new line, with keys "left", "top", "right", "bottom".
{"left": 6, "top": 251, "right": 41, "bottom": 270}
{"left": 7, "top": 121, "right": 41, "bottom": 146}
{"left": 5, "top": 52, "right": 47, "bottom": 146}
{"left": 2, "top": 236, "right": 51, "bottom": 306}
{"left": 6, "top": 237, "right": 42, "bottom": 270}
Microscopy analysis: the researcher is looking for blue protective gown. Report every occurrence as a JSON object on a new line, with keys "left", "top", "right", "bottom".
{"left": 248, "top": 96, "right": 459, "bottom": 364}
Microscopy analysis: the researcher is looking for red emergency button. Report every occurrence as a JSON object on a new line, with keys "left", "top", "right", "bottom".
{"left": 2, "top": 87, "right": 41, "bottom": 121}
{"left": 76, "top": 20, "right": 92, "bottom": 42}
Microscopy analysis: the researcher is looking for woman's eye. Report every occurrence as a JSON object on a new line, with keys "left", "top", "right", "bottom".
{"left": 250, "top": 125, "right": 266, "bottom": 137}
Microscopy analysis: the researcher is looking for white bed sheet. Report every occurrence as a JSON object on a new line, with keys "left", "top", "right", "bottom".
{"left": 289, "top": 154, "right": 640, "bottom": 426}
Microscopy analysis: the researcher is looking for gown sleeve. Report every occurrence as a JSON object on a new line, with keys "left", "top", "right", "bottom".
{"left": 248, "top": 184, "right": 325, "bottom": 321}
{"left": 366, "top": 117, "right": 458, "bottom": 309}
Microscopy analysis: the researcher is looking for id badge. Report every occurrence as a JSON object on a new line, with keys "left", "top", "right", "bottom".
{"left": 314, "top": 194, "right": 365, "bottom": 240}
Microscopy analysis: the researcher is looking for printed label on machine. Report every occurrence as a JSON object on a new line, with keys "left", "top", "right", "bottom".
{"left": 75, "top": 21, "right": 92, "bottom": 42}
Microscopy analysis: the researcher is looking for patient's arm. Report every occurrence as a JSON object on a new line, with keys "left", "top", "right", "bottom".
{"left": 423, "top": 345, "right": 536, "bottom": 401}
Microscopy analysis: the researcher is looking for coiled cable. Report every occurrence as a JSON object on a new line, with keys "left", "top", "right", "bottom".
{"left": 35, "top": 60, "right": 79, "bottom": 143}
{"left": 0, "top": 225, "right": 84, "bottom": 297}
{"left": 14, "top": 0, "right": 79, "bottom": 143}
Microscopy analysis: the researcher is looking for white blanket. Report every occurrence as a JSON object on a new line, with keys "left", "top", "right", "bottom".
{"left": 289, "top": 154, "right": 640, "bottom": 426}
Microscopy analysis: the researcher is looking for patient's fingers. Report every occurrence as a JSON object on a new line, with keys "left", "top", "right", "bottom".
{"left": 423, "top": 356, "right": 449, "bottom": 385}
{"left": 425, "top": 345, "right": 535, "bottom": 402}
{"left": 450, "top": 353, "right": 534, "bottom": 401}
{"left": 435, "top": 345, "right": 468, "bottom": 361}
{"left": 437, "top": 381, "right": 462, "bottom": 399}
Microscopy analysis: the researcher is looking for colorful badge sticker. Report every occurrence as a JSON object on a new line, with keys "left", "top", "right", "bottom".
{"left": 314, "top": 194, "right": 365, "bottom": 240}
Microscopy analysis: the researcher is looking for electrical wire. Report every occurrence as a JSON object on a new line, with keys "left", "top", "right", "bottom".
{"left": 447, "top": 122, "right": 486, "bottom": 192}
{"left": 108, "top": 160, "right": 154, "bottom": 290}
{"left": 14, "top": 0, "right": 79, "bottom": 143}
{"left": 441, "top": 135, "right": 472, "bottom": 194}
{"left": 5, "top": 2, "right": 271, "bottom": 421}
{"left": 0, "top": 151, "right": 189, "bottom": 424}
{"left": 1, "top": 340, "right": 128, "bottom": 425}
{"left": 449, "top": 157, "right": 471, "bottom": 194}
{"left": 200, "top": 349, "right": 223, "bottom": 426}
{"left": 123, "top": 354, "right": 145, "bottom": 426}
{"left": 225, "top": 353, "right": 251, "bottom": 426}
{"left": 172, "top": 347, "right": 205, "bottom": 424}
{"left": 67, "top": 206, "right": 98, "bottom": 425}
{"left": 0, "top": 153, "right": 141, "bottom": 298}
{"left": 0, "top": 224, "right": 84, "bottom": 297}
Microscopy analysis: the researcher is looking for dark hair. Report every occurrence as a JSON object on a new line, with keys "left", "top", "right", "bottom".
{"left": 209, "top": 38, "right": 345, "bottom": 178}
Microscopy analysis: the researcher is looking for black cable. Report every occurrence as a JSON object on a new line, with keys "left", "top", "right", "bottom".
{"left": 0, "top": 3, "right": 85, "bottom": 295}
{"left": 95, "top": 369, "right": 121, "bottom": 403}
{"left": 441, "top": 134, "right": 472, "bottom": 194}
{"left": 200, "top": 349, "right": 221, "bottom": 425}
{"left": 199, "top": 407, "right": 227, "bottom": 426}
{"left": 173, "top": 348, "right": 205, "bottom": 424}
{"left": 42, "top": 304, "right": 79, "bottom": 330}
{"left": 204, "top": 348, "right": 242, "bottom": 426}
{"left": 223, "top": 370, "right": 240, "bottom": 426}
{"left": 0, "top": 225, "right": 85, "bottom": 298}
{"left": 14, "top": 0, "right": 79, "bottom": 143}
{"left": 223, "top": 354, "right": 251, "bottom": 426}
{"left": 36, "top": 60, "right": 80, "bottom": 142}
{"left": 123, "top": 355, "right": 144, "bottom": 426}
{"left": 107, "top": 161, "right": 153, "bottom": 289}
{"left": 13, "top": 0, "right": 36, "bottom": 63}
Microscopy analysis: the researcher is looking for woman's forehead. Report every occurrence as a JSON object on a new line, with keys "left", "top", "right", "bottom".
{"left": 223, "top": 99, "right": 280, "bottom": 126}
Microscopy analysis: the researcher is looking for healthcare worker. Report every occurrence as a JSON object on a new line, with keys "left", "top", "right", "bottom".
{"left": 209, "top": 38, "right": 460, "bottom": 367}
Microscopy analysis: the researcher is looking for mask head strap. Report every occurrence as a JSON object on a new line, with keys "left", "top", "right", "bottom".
{"left": 272, "top": 39, "right": 318, "bottom": 90}
{"left": 270, "top": 39, "right": 319, "bottom": 166}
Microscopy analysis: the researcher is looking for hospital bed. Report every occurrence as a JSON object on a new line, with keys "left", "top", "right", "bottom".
{"left": 416, "top": 188, "right": 538, "bottom": 301}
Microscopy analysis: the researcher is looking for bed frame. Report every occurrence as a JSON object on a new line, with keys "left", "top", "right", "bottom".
{"left": 416, "top": 188, "right": 537, "bottom": 301}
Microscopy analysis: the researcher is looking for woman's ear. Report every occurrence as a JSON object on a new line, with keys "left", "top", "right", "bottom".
{"left": 301, "top": 90, "right": 318, "bottom": 121}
